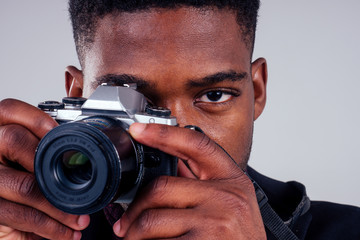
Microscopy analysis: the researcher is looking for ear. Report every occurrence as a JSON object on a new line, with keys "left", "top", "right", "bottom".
{"left": 65, "top": 66, "right": 84, "bottom": 97}
{"left": 251, "top": 58, "right": 268, "bottom": 120}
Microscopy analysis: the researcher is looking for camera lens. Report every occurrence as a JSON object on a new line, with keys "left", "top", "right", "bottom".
{"left": 59, "top": 150, "right": 92, "bottom": 185}
{"left": 34, "top": 116, "right": 143, "bottom": 214}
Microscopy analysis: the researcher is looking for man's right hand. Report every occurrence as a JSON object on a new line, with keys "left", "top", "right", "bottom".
{"left": 0, "top": 99, "right": 90, "bottom": 240}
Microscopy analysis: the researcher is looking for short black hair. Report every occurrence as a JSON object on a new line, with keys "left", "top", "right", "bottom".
{"left": 69, "top": 0, "right": 260, "bottom": 67}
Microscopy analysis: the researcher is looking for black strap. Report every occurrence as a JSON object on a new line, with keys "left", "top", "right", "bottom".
{"left": 186, "top": 129, "right": 300, "bottom": 240}
{"left": 253, "top": 180, "right": 299, "bottom": 240}
{"left": 261, "top": 202, "right": 299, "bottom": 240}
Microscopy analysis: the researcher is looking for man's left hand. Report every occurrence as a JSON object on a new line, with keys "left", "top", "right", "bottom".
{"left": 114, "top": 123, "right": 266, "bottom": 239}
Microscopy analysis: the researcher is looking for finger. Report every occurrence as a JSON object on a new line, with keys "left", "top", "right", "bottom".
{"left": 0, "top": 99, "right": 57, "bottom": 139}
{"left": 0, "top": 226, "right": 42, "bottom": 240}
{"left": 118, "top": 175, "right": 253, "bottom": 237}
{"left": 0, "top": 198, "right": 82, "bottom": 240}
{"left": 129, "top": 123, "right": 243, "bottom": 179}
{"left": 117, "top": 176, "right": 200, "bottom": 237}
{"left": 118, "top": 208, "right": 193, "bottom": 239}
{"left": 0, "top": 165, "right": 90, "bottom": 231}
{"left": 0, "top": 124, "right": 39, "bottom": 172}
{"left": 117, "top": 177, "right": 259, "bottom": 239}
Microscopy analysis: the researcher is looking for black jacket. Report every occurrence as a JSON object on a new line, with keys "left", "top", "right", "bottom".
{"left": 82, "top": 167, "right": 360, "bottom": 239}
{"left": 248, "top": 167, "right": 360, "bottom": 239}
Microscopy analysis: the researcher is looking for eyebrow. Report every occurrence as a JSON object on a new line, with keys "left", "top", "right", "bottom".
{"left": 94, "top": 70, "right": 247, "bottom": 90}
{"left": 93, "top": 74, "right": 153, "bottom": 90}
{"left": 187, "top": 70, "right": 247, "bottom": 89}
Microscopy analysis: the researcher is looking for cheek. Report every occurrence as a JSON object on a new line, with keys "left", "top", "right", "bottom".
{"left": 205, "top": 117, "right": 253, "bottom": 168}
{"left": 203, "top": 91, "right": 255, "bottom": 167}
{"left": 228, "top": 123, "right": 253, "bottom": 168}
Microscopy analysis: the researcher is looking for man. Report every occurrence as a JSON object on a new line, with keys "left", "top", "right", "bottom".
{"left": 0, "top": 1, "right": 359, "bottom": 239}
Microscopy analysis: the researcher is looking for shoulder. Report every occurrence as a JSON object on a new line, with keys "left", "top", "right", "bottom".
{"left": 306, "top": 201, "right": 360, "bottom": 239}
{"left": 247, "top": 167, "right": 360, "bottom": 239}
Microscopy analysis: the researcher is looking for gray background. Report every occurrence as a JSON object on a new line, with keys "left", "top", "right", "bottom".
{"left": 1, "top": 1, "right": 359, "bottom": 206}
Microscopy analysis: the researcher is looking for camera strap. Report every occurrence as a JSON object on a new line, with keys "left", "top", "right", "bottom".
{"left": 252, "top": 179, "right": 300, "bottom": 240}
{"left": 185, "top": 126, "right": 302, "bottom": 240}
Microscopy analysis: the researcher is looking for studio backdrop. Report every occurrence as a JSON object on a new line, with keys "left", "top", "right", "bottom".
{"left": 1, "top": 1, "right": 359, "bottom": 206}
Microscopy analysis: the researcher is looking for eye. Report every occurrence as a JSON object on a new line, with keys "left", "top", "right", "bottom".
{"left": 196, "top": 90, "right": 233, "bottom": 103}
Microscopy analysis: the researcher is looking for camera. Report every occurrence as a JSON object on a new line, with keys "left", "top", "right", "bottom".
{"left": 34, "top": 84, "right": 177, "bottom": 215}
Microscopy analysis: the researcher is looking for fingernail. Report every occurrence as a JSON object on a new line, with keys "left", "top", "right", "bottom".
{"left": 77, "top": 215, "right": 90, "bottom": 229}
{"left": 113, "top": 220, "right": 122, "bottom": 236}
{"left": 129, "top": 122, "right": 146, "bottom": 137}
{"left": 73, "top": 231, "right": 82, "bottom": 240}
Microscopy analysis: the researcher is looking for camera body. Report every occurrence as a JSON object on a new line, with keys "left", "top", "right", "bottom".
{"left": 34, "top": 84, "right": 177, "bottom": 215}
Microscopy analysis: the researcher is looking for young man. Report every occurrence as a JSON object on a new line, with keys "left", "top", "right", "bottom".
{"left": 0, "top": 1, "right": 359, "bottom": 239}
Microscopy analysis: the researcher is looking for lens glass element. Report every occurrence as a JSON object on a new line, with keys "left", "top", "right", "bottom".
{"left": 60, "top": 150, "right": 92, "bottom": 185}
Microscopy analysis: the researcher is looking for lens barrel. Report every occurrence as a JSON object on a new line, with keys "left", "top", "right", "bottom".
{"left": 34, "top": 116, "right": 142, "bottom": 214}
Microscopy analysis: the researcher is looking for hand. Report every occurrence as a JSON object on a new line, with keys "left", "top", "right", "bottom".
{"left": 113, "top": 123, "right": 266, "bottom": 239}
{"left": 0, "top": 99, "right": 90, "bottom": 240}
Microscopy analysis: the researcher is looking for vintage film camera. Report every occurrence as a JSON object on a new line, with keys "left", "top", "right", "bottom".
{"left": 34, "top": 84, "right": 177, "bottom": 214}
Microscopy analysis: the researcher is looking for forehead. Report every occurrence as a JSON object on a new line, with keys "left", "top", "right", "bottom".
{"left": 83, "top": 7, "right": 250, "bottom": 83}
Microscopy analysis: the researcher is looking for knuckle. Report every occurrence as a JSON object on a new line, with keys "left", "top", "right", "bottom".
{"left": 0, "top": 198, "right": 14, "bottom": 223}
{"left": 136, "top": 209, "right": 156, "bottom": 232}
{"left": 0, "top": 98, "right": 56, "bottom": 138}
{"left": 203, "top": 207, "right": 241, "bottom": 236}
{"left": 227, "top": 191, "right": 249, "bottom": 209}
{"left": 0, "top": 98, "right": 15, "bottom": 108}
{"left": 26, "top": 208, "right": 48, "bottom": 227}
{"left": 52, "top": 222, "right": 73, "bottom": 239}
{"left": 153, "top": 175, "right": 170, "bottom": 191}
{"left": 196, "top": 213, "right": 234, "bottom": 238}
{"left": 0, "top": 125, "right": 27, "bottom": 153}
{"left": 157, "top": 124, "right": 169, "bottom": 138}
{"left": 214, "top": 218, "right": 238, "bottom": 236}
{"left": 213, "top": 188, "right": 249, "bottom": 216}
{"left": 32, "top": 115, "right": 56, "bottom": 135}
{"left": 16, "top": 174, "right": 40, "bottom": 201}
{"left": 25, "top": 208, "right": 74, "bottom": 239}
{"left": 150, "top": 176, "right": 170, "bottom": 199}
{"left": 0, "top": 99, "right": 16, "bottom": 122}
{"left": 0, "top": 198, "right": 51, "bottom": 236}
{"left": 28, "top": 208, "right": 73, "bottom": 240}
{"left": 195, "top": 134, "right": 217, "bottom": 155}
